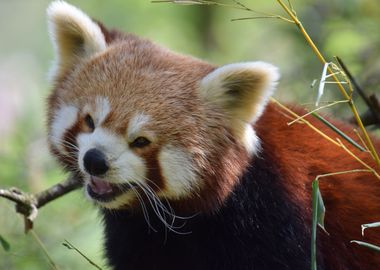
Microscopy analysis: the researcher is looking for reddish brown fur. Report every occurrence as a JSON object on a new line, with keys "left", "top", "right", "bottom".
{"left": 256, "top": 103, "right": 380, "bottom": 269}
{"left": 48, "top": 29, "right": 251, "bottom": 211}
{"left": 47, "top": 12, "right": 380, "bottom": 269}
{"left": 142, "top": 148, "right": 166, "bottom": 191}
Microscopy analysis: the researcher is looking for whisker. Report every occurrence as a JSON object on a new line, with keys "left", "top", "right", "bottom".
{"left": 50, "top": 135, "right": 80, "bottom": 151}
{"left": 131, "top": 177, "right": 192, "bottom": 234}
{"left": 139, "top": 175, "right": 199, "bottom": 220}
{"left": 119, "top": 181, "right": 157, "bottom": 233}
{"left": 132, "top": 181, "right": 180, "bottom": 232}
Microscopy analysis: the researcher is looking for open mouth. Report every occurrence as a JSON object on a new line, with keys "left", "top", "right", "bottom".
{"left": 86, "top": 176, "right": 136, "bottom": 202}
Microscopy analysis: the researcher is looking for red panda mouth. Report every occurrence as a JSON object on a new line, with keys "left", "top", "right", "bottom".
{"left": 87, "top": 176, "right": 136, "bottom": 202}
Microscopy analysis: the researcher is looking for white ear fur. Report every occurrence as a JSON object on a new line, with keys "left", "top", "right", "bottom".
{"left": 200, "top": 62, "right": 279, "bottom": 123}
{"left": 47, "top": 1, "right": 107, "bottom": 79}
{"left": 200, "top": 62, "right": 280, "bottom": 153}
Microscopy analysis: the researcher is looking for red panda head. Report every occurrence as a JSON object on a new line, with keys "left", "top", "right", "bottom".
{"left": 46, "top": 1, "right": 279, "bottom": 212}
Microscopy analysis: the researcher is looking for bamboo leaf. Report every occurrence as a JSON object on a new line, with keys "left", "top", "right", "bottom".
{"left": 316, "top": 187, "right": 326, "bottom": 231}
{"left": 316, "top": 62, "right": 330, "bottom": 106}
{"left": 361, "top": 222, "right": 380, "bottom": 236}
{"left": 0, "top": 235, "right": 10, "bottom": 252}
{"left": 311, "top": 112, "right": 366, "bottom": 152}
{"left": 311, "top": 180, "right": 318, "bottom": 270}
{"left": 311, "top": 179, "right": 327, "bottom": 270}
{"left": 351, "top": 240, "right": 380, "bottom": 252}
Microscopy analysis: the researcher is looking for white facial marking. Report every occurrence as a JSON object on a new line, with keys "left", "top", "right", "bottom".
{"left": 77, "top": 128, "right": 123, "bottom": 174}
{"left": 96, "top": 193, "right": 136, "bottom": 209}
{"left": 114, "top": 151, "right": 147, "bottom": 185}
{"left": 94, "top": 96, "right": 110, "bottom": 124}
{"left": 78, "top": 127, "right": 146, "bottom": 207}
{"left": 127, "top": 113, "right": 150, "bottom": 139}
{"left": 50, "top": 104, "right": 78, "bottom": 153}
{"left": 77, "top": 127, "right": 146, "bottom": 185}
{"left": 83, "top": 96, "right": 110, "bottom": 126}
{"left": 159, "top": 146, "right": 198, "bottom": 198}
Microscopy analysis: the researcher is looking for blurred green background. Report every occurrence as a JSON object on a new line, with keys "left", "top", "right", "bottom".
{"left": 0, "top": 0, "right": 379, "bottom": 269}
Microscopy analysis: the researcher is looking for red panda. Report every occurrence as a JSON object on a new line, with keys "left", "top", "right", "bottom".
{"left": 46, "top": 1, "right": 380, "bottom": 270}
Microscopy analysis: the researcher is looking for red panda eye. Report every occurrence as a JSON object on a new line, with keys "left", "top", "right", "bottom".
{"left": 84, "top": 114, "right": 95, "bottom": 131}
{"left": 130, "top": 137, "right": 151, "bottom": 148}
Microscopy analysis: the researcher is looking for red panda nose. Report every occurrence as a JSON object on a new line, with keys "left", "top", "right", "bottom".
{"left": 83, "top": 148, "right": 109, "bottom": 176}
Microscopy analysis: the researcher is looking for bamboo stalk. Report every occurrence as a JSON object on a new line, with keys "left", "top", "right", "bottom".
{"left": 276, "top": 0, "right": 380, "bottom": 168}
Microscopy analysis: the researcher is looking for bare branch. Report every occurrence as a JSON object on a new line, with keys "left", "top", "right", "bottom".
{"left": 0, "top": 174, "right": 82, "bottom": 232}
{"left": 35, "top": 175, "right": 82, "bottom": 208}
{"left": 357, "top": 96, "right": 380, "bottom": 127}
{"left": 336, "top": 57, "right": 380, "bottom": 128}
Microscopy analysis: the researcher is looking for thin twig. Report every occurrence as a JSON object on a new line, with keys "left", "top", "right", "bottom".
{"left": 354, "top": 129, "right": 372, "bottom": 154}
{"left": 231, "top": 16, "right": 294, "bottom": 23}
{"left": 154, "top": 0, "right": 294, "bottom": 23}
{"left": 271, "top": 98, "right": 340, "bottom": 147}
{"left": 336, "top": 139, "right": 380, "bottom": 179}
{"left": 287, "top": 100, "right": 348, "bottom": 126}
{"left": 287, "top": 0, "right": 295, "bottom": 13}
{"left": 30, "top": 230, "right": 60, "bottom": 270}
{"left": 315, "top": 169, "right": 373, "bottom": 181}
{"left": 62, "top": 240, "right": 103, "bottom": 270}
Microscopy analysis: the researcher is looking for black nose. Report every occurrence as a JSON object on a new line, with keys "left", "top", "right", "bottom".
{"left": 83, "top": 148, "right": 109, "bottom": 176}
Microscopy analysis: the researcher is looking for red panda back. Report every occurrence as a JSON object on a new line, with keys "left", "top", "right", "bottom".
{"left": 257, "top": 103, "right": 380, "bottom": 269}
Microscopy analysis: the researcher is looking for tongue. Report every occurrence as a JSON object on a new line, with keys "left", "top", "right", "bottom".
{"left": 89, "top": 176, "right": 113, "bottom": 195}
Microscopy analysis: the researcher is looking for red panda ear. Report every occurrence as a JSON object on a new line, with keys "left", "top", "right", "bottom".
{"left": 47, "top": 1, "right": 107, "bottom": 80}
{"left": 200, "top": 62, "right": 280, "bottom": 152}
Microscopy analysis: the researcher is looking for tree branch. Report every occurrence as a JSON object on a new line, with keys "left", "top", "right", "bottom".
{"left": 0, "top": 174, "right": 82, "bottom": 232}
{"left": 336, "top": 57, "right": 380, "bottom": 128}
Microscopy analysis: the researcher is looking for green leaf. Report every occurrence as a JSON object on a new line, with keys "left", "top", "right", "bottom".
{"left": 311, "top": 180, "right": 318, "bottom": 270}
{"left": 0, "top": 235, "right": 10, "bottom": 252}
{"left": 311, "top": 179, "right": 327, "bottom": 270}
{"left": 316, "top": 62, "right": 329, "bottom": 106}
{"left": 361, "top": 222, "right": 380, "bottom": 236}
{"left": 351, "top": 240, "right": 380, "bottom": 252}
{"left": 316, "top": 187, "right": 326, "bottom": 231}
{"left": 311, "top": 112, "right": 366, "bottom": 152}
